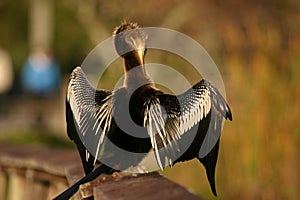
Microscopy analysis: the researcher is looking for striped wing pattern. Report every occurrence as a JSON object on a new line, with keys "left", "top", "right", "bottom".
{"left": 144, "top": 80, "right": 230, "bottom": 169}
{"left": 67, "top": 67, "right": 112, "bottom": 164}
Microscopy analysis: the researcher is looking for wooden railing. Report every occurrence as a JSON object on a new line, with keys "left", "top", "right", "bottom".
{"left": 0, "top": 143, "right": 203, "bottom": 200}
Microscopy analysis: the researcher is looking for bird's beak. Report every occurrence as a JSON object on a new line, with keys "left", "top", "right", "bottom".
{"left": 131, "top": 36, "right": 145, "bottom": 66}
{"left": 137, "top": 49, "right": 144, "bottom": 66}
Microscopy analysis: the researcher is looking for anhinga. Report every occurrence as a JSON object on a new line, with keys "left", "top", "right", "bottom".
{"left": 54, "top": 22, "right": 232, "bottom": 200}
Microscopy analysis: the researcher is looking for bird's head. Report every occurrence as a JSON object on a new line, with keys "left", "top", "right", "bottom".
{"left": 113, "top": 22, "right": 147, "bottom": 68}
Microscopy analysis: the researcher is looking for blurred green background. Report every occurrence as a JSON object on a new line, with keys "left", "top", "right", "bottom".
{"left": 0, "top": 0, "right": 299, "bottom": 199}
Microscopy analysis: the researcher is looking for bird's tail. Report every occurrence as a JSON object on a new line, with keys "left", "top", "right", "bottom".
{"left": 52, "top": 164, "right": 112, "bottom": 200}
{"left": 199, "top": 140, "right": 220, "bottom": 196}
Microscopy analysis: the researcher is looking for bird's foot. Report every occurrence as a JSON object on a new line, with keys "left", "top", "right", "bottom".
{"left": 93, "top": 171, "right": 131, "bottom": 182}
{"left": 125, "top": 165, "right": 149, "bottom": 174}
{"left": 111, "top": 171, "right": 131, "bottom": 180}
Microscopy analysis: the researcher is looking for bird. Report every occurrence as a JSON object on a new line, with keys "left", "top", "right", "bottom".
{"left": 57, "top": 21, "right": 232, "bottom": 199}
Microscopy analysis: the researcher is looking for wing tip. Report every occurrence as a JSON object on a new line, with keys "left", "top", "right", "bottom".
{"left": 226, "top": 104, "right": 233, "bottom": 121}
{"left": 72, "top": 66, "right": 82, "bottom": 77}
{"left": 201, "top": 79, "right": 232, "bottom": 122}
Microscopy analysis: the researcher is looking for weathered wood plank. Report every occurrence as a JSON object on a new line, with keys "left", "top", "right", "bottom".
{"left": 75, "top": 172, "right": 203, "bottom": 200}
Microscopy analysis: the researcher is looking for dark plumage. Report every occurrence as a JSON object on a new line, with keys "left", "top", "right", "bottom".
{"left": 55, "top": 22, "right": 232, "bottom": 199}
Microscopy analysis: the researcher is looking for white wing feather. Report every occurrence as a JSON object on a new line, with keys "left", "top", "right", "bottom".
{"left": 67, "top": 67, "right": 112, "bottom": 163}
{"left": 144, "top": 81, "right": 212, "bottom": 169}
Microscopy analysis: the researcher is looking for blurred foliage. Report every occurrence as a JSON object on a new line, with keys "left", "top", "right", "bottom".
{"left": 0, "top": 129, "right": 74, "bottom": 148}
{"left": 0, "top": 0, "right": 28, "bottom": 75}
{"left": 0, "top": 0, "right": 299, "bottom": 199}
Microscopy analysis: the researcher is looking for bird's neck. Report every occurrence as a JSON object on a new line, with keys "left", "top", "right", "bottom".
{"left": 123, "top": 56, "right": 154, "bottom": 90}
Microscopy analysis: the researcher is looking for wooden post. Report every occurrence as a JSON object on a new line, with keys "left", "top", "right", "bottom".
{"left": 0, "top": 169, "right": 7, "bottom": 200}
{"left": 6, "top": 169, "right": 25, "bottom": 200}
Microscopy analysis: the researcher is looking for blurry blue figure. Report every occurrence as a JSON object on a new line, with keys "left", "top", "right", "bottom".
{"left": 22, "top": 49, "right": 61, "bottom": 96}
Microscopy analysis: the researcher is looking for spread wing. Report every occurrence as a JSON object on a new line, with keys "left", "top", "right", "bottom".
{"left": 66, "top": 67, "right": 112, "bottom": 174}
{"left": 143, "top": 79, "right": 232, "bottom": 169}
